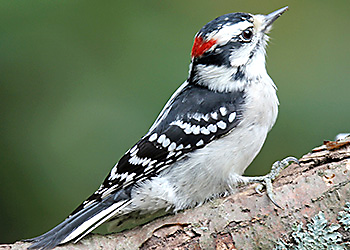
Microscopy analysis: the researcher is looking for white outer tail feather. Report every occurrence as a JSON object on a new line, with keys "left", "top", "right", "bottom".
{"left": 26, "top": 198, "right": 133, "bottom": 250}
{"left": 62, "top": 200, "right": 132, "bottom": 244}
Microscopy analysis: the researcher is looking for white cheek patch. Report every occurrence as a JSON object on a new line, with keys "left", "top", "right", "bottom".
{"left": 229, "top": 44, "right": 255, "bottom": 67}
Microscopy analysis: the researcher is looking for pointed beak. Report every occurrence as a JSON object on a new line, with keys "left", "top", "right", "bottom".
{"left": 262, "top": 6, "right": 288, "bottom": 32}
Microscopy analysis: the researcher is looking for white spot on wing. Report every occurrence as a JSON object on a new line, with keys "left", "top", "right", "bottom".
{"left": 142, "top": 158, "right": 151, "bottom": 167}
{"left": 109, "top": 164, "right": 118, "bottom": 180}
{"left": 219, "top": 107, "right": 227, "bottom": 116}
{"left": 119, "top": 172, "right": 129, "bottom": 181}
{"left": 208, "top": 124, "right": 217, "bottom": 133}
{"left": 129, "top": 156, "right": 141, "bottom": 165}
{"left": 184, "top": 124, "right": 192, "bottom": 134}
{"left": 144, "top": 160, "right": 157, "bottom": 172}
{"left": 156, "top": 162, "right": 164, "bottom": 168}
{"left": 125, "top": 173, "right": 136, "bottom": 183}
{"left": 203, "top": 114, "right": 210, "bottom": 122}
{"left": 217, "top": 121, "right": 227, "bottom": 130}
{"left": 82, "top": 200, "right": 96, "bottom": 208}
{"left": 228, "top": 112, "right": 236, "bottom": 123}
{"left": 179, "top": 122, "right": 187, "bottom": 129}
{"left": 196, "top": 139, "right": 204, "bottom": 147}
{"left": 144, "top": 165, "right": 152, "bottom": 173}
{"left": 157, "top": 164, "right": 169, "bottom": 173}
{"left": 149, "top": 133, "right": 158, "bottom": 142}
{"left": 211, "top": 112, "right": 218, "bottom": 120}
{"left": 157, "top": 134, "right": 166, "bottom": 144}
{"left": 192, "top": 114, "right": 201, "bottom": 121}
{"left": 130, "top": 145, "right": 137, "bottom": 154}
{"left": 191, "top": 125, "right": 200, "bottom": 135}
{"left": 176, "top": 144, "right": 184, "bottom": 150}
{"left": 162, "top": 138, "right": 170, "bottom": 148}
{"left": 168, "top": 142, "right": 177, "bottom": 151}
{"left": 191, "top": 113, "right": 210, "bottom": 122}
{"left": 130, "top": 147, "right": 139, "bottom": 157}
{"left": 167, "top": 151, "right": 175, "bottom": 159}
{"left": 170, "top": 120, "right": 184, "bottom": 128}
{"left": 149, "top": 159, "right": 157, "bottom": 166}
{"left": 201, "top": 127, "right": 210, "bottom": 135}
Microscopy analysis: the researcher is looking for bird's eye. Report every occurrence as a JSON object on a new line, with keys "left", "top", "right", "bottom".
{"left": 241, "top": 28, "right": 253, "bottom": 42}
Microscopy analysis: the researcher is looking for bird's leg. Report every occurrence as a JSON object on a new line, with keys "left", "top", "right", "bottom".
{"left": 239, "top": 156, "right": 299, "bottom": 208}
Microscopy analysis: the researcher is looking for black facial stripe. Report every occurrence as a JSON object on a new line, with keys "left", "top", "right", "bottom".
{"left": 193, "top": 48, "right": 230, "bottom": 67}
{"left": 193, "top": 41, "right": 242, "bottom": 67}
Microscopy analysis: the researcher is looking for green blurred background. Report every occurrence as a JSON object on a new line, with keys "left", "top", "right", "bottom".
{"left": 1, "top": 0, "right": 349, "bottom": 244}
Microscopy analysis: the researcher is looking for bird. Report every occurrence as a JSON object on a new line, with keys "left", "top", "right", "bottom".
{"left": 26, "top": 6, "right": 297, "bottom": 250}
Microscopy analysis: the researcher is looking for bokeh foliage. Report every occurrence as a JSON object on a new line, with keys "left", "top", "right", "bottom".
{"left": 1, "top": 0, "right": 349, "bottom": 243}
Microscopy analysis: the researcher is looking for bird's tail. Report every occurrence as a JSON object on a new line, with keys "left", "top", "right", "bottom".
{"left": 25, "top": 197, "right": 132, "bottom": 250}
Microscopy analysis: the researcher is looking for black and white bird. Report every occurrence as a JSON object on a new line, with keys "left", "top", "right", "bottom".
{"left": 26, "top": 6, "right": 297, "bottom": 249}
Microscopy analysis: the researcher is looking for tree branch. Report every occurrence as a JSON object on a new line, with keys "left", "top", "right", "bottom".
{"left": 3, "top": 139, "right": 350, "bottom": 249}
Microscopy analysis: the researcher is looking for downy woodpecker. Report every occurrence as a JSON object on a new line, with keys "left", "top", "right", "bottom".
{"left": 27, "top": 7, "right": 297, "bottom": 249}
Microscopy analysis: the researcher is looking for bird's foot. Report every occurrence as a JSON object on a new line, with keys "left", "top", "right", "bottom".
{"left": 241, "top": 156, "right": 299, "bottom": 208}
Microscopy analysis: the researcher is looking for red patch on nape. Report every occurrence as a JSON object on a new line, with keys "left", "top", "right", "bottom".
{"left": 191, "top": 36, "right": 217, "bottom": 58}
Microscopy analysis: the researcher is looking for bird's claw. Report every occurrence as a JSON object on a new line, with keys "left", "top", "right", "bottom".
{"left": 255, "top": 184, "right": 264, "bottom": 195}
{"left": 269, "top": 156, "right": 299, "bottom": 181}
{"left": 247, "top": 156, "right": 299, "bottom": 208}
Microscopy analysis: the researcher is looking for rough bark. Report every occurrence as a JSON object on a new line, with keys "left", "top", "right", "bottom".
{"left": 2, "top": 138, "right": 350, "bottom": 250}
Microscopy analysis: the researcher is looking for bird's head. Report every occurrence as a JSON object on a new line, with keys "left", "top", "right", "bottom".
{"left": 189, "top": 7, "right": 288, "bottom": 91}
{"left": 191, "top": 7, "right": 288, "bottom": 67}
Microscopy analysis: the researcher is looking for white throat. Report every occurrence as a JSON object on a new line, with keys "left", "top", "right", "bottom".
{"left": 191, "top": 49, "right": 270, "bottom": 93}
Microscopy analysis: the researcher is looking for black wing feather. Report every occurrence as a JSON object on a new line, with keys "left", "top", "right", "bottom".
{"left": 26, "top": 83, "right": 246, "bottom": 249}
{"left": 71, "top": 83, "right": 245, "bottom": 216}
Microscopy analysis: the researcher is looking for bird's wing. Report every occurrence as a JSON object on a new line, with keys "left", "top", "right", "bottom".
{"left": 26, "top": 83, "right": 245, "bottom": 249}
{"left": 71, "top": 82, "right": 245, "bottom": 215}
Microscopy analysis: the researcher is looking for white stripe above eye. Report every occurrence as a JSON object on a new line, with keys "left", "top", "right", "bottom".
{"left": 212, "top": 20, "right": 253, "bottom": 45}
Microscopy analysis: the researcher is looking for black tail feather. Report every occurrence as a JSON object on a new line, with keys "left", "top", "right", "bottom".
{"left": 25, "top": 197, "right": 131, "bottom": 250}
